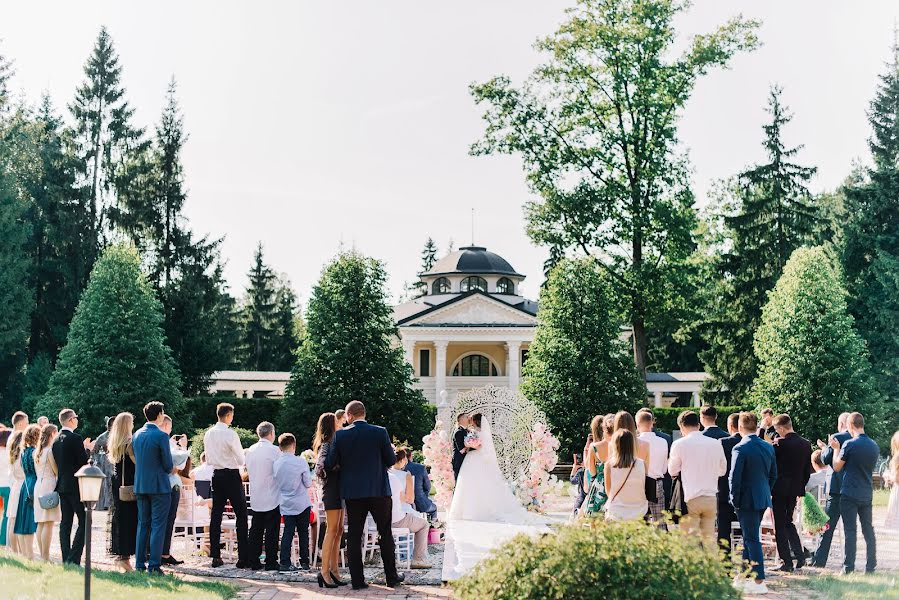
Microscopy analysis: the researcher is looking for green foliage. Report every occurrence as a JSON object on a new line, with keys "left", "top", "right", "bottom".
{"left": 282, "top": 251, "right": 432, "bottom": 451}
{"left": 650, "top": 406, "right": 748, "bottom": 436}
{"left": 40, "top": 244, "right": 183, "bottom": 436}
{"left": 189, "top": 425, "right": 256, "bottom": 463}
{"left": 470, "top": 0, "right": 758, "bottom": 372}
{"left": 750, "top": 246, "right": 881, "bottom": 443}
{"left": 181, "top": 396, "right": 281, "bottom": 436}
{"left": 239, "top": 243, "right": 297, "bottom": 371}
{"left": 414, "top": 238, "right": 439, "bottom": 297}
{"left": 454, "top": 520, "right": 738, "bottom": 600}
{"left": 521, "top": 258, "right": 645, "bottom": 457}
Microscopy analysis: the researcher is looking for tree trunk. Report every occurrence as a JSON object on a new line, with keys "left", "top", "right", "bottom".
{"left": 632, "top": 317, "right": 648, "bottom": 379}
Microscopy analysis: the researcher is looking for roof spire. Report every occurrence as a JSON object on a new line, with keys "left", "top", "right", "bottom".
{"left": 471, "top": 207, "right": 475, "bottom": 245}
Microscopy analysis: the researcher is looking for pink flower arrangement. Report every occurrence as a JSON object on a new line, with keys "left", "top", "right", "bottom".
{"left": 422, "top": 421, "right": 455, "bottom": 509}
{"left": 515, "top": 422, "right": 560, "bottom": 512}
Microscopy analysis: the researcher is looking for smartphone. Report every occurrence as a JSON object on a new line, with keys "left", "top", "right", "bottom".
{"left": 572, "top": 453, "right": 581, "bottom": 463}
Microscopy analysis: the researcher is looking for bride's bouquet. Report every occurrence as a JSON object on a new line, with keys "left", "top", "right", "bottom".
{"left": 464, "top": 430, "right": 481, "bottom": 450}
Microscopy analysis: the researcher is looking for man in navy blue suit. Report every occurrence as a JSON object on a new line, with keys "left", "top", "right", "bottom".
{"left": 326, "top": 401, "right": 402, "bottom": 590}
{"left": 730, "top": 412, "right": 777, "bottom": 595}
{"left": 133, "top": 401, "right": 175, "bottom": 574}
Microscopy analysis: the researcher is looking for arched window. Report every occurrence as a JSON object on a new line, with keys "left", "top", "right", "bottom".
{"left": 460, "top": 276, "right": 488, "bottom": 293}
{"left": 496, "top": 277, "right": 514, "bottom": 294}
{"left": 452, "top": 354, "right": 498, "bottom": 376}
{"left": 432, "top": 277, "right": 451, "bottom": 294}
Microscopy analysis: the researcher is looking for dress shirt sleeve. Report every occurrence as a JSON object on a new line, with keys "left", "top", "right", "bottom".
{"left": 161, "top": 434, "right": 174, "bottom": 474}
{"left": 230, "top": 431, "right": 245, "bottom": 467}
{"left": 716, "top": 443, "right": 727, "bottom": 477}
{"left": 325, "top": 439, "right": 339, "bottom": 471}
{"left": 300, "top": 460, "right": 312, "bottom": 489}
{"left": 667, "top": 441, "right": 682, "bottom": 477}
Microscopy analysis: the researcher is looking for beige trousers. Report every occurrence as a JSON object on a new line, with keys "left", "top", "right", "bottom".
{"left": 683, "top": 495, "right": 718, "bottom": 549}
{"left": 392, "top": 513, "right": 429, "bottom": 562}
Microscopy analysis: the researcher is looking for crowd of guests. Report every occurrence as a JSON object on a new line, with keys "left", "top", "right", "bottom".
{"left": 0, "top": 400, "right": 435, "bottom": 592}
{"left": 571, "top": 406, "right": 892, "bottom": 595}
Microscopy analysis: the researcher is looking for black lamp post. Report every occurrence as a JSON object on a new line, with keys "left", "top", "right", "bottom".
{"left": 75, "top": 463, "right": 106, "bottom": 600}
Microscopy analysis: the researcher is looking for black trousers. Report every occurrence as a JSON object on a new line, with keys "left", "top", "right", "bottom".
{"left": 840, "top": 495, "right": 876, "bottom": 573}
{"left": 162, "top": 486, "right": 180, "bottom": 556}
{"left": 717, "top": 494, "right": 737, "bottom": 558}
{"left": 59, "top": 492, "right": 86, "bottom": 565}
{"left": 209, "top": 469, "right": 249, "bottom": 562}
{"left": 772, "top": 495, "right": 803, "bottom": 567}
{"left": 345, "top": 496, "right": 398, "bottom": 587}
{"left": 812, "top": 495, "right": 842, "bottom": 566}
{"left": 248, "top": 506, "right": 281, "bottom": 567}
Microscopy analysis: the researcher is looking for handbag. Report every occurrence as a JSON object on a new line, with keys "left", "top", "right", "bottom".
{"left": 581, "top": 476, "right": 608, "bottom": 515}
{"left": 37, "top": 449, "right": 60, "bottom": 510}
{"left": 644, "top": 476, "right": 659, "bottom": 503}
{"left": 118, "top": 451, "right": 136, "bottom": 502}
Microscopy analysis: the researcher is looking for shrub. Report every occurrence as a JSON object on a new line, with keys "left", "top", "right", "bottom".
{"left": 181, "top": 396, "right": 282, "bottom": 436}
{"left": 650, "top": 405, "right": 749, "bottom": 436}
{"left": 454, "top": 520, "right": 737, "bottom": 600}
{"left": 190, "top": 426, "right": 257, "bottom": 463}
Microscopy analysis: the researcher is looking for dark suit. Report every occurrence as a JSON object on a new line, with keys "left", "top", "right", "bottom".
{"left": 653, "top": 428, "right": 674, "bottom": 506}
{"left": 52, "top": 428, "right": 88, "bottom": 564}
{"left": 404, "top": 461, "right": 436, "bottom": 519}
{"left": 730, "top": 435, "right": 777, "bottom": 581}
{"left": 451, "top": 427, "right": 467, "bottom": 480}
{"left": 813, "top": 430, "right": 852, "bottom": 566}
{"left": 326, "top": 420, "right": 399, "bottom": 587}
{"left": 703, "top": 425, "right": 729, "bottom": 440}
{"left": 717, "top": 433, "right": 742, "bottom": 555}
{"left": 771, "top": 432, "right": 812, "bottom": 569}
{"left": 132, "top": 422, "right": 174, "bottom": 572}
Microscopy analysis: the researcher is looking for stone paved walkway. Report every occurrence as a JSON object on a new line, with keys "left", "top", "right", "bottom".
{"left": 232, "top": 579, "right": 453, "bottom": 599}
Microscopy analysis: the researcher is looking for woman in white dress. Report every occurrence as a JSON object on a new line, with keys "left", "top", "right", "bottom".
{"left": 33, "top": 424, "right": 61, "bottom": 560}
{"left": 603, "top": 429, "right": 648, "bottom": 521}
{"left": 885, "top": 430, "right": 899, "bottom": 530}
{"left": 6, "top": 430, "right": 26, "bottom": 554}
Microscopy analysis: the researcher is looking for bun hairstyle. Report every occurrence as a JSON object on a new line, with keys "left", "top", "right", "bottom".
{"left": 471, "top": 413, "right": 483, "bottom": 428}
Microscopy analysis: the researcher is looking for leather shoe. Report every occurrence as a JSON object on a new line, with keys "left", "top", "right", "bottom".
{"left": 235, "top": 561, "right": 251, "bottom": 569}
{"left": 795, "top": 559, "right": 806, "bottom": 570}
{"left": 352, "top": 582, "right": 369, "bottom": 590}
{"left": 386, "top": 573, "right": 405, "bottom": 587}
{"left": 162, "top": 556, "right": 184, "bottom": 566}
{"left": 264, "top": 564, "right": 280, "bottom": 571}
{"left": 211, "top": 558, "right": 225, "bottom": 568}
{"left": 772, "top": 563, "right": 794, "bottom": 573}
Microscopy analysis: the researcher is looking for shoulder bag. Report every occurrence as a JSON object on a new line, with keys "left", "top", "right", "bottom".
{"left": 609, "top": 461, "right": 637, "bottom": 503}
{"left": 119, "top": 447, "right": 136, "bottom": 502}
{"left": 38, "top": 449, "right": 60, "bottom": 510}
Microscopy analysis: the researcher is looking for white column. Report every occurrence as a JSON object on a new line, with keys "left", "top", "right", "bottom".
{"left": 692, "top": 391, "right": 701, "bottom": 407}
{"left": 402, "top": 339, "right": 415, "bottom": 372}
{"left": 653, "top": 391, "right": 663, "bottom": 408}
{"left": 435, "top": 340, "right": 449, "bottom": 402}
{"left": 506, "top": 341, "right": 522, "bottom": 390}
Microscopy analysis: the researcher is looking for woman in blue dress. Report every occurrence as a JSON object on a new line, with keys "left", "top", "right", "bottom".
{"left": 13, "top": 424, "right": 40, "bottom": 559}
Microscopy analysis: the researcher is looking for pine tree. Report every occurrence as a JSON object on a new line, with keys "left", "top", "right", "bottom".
{"left": 270, "top": 279, "right": 300, "bottom": 371}
{"left": 282, "top": 251, "right": 431, "bottom": 448}
{"left": 241, "top": 243, "right": 278, "bottom": 370}
{"left": 750, "top": 247, "right": 881, "bottom": 443}
{"left": 39, "top": 245, "right": 182, "bottom": 436}
{"left": 69, "top": 26, "right": 145, "bottom": 273}
{"left": 842, "top": 34, "right": 899, "bottom": 427}
{"left": 703, "top": 86, "right": 819, "bottom": 400}
{"left": 414, "top": 238, "right": 439, "bottom": 297}
{"left": 521, "top": 258, "right": 645, "bottom": 457}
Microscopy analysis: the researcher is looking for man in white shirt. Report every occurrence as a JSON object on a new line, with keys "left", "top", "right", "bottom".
{"left": 668, "top": 410, "right": 727, "bottom": 548}
{"left": 636, "top": 409, "right": 669, "bottom": 529}
{"left": 246, "top": 421, "right": 282, "bottom": 571}
{"left": 204, "top": 402, "right": 250, "bottom": 568}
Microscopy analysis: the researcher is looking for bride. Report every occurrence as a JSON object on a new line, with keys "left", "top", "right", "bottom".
{"left": 448, "top": 413, "right": 542, "bottom": 524}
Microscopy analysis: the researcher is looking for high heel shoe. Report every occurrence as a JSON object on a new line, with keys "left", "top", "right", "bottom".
{"left": 317, "top": 573, "right": 338, "bottom": 589}
{"left": 330, "top": 571, "right": 348, "bottom": 586}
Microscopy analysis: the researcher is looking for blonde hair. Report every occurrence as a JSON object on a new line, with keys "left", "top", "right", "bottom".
{"left": 108, "top": 412, "right": 135, "bottom": 464}
{"left": 37, "top": 424, "right": 58, "bottom": 456}
{"left": 8, "top": 430, "right": 24, "bottom": 464}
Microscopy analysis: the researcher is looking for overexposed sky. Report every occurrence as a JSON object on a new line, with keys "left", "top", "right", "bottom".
{"left": 4, "top": 1, "right": 897, "bottom": 303}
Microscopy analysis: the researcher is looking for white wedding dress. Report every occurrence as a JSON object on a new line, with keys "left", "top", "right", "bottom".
{"left": 443, "top": 417, "right": 548, "bottom": 580}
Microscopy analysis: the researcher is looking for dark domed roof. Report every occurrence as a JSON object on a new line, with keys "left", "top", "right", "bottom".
{"left": 423, "top": 246, "right": 524, "bottom": 278}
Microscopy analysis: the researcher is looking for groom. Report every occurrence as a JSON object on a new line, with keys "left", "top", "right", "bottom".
{"left": 326, "top": 400, "right": 403, "bottom": 590}
{"left": 452, "top": 413, "right": 472, "bottom": 480}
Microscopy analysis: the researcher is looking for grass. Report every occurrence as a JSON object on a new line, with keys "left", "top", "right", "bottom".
{"left": 0, "top": 551, "right": 236, "bottom": 599}
{"left": 801, "top": 571, "right": 899, "bottom": 599}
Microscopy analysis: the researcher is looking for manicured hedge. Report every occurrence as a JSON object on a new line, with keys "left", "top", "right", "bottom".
{"left": 649, "top": 405, "right": 750, "bottom": 436}
{"left": 181, "top": 396, "right": 282, "bottom": 434}
{"left": 190, "top": 426, "right": 257, "bottom": 463}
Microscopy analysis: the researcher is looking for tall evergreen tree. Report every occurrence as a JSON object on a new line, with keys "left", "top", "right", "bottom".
{"left": 703, "top": 87, "right": 819, "bottom": 400}
{"left": 750, "top": 247, "right": 881, "bottom": 443}
{"left": 842, "top": 35, "right": 899, "bottom": 426}
{"left": 69, "top": 26, "right": 145, "bottom": 277}
{"left": 241, "top": 243, "right": 279, "bottom": 370}
{"left": 39, "top": 245, "right": 182, "bottom": 436}
{"left": 521, "top": 258, "right": 645, "bottom": 457}
{"left": 282, "top": 251, "right": 431, "bottom": 448}
{"left": 414, "top": 238, "right": 439, "bottom": 297}
{"left": 269, "top": 278, "right": 300, "bottom": 371}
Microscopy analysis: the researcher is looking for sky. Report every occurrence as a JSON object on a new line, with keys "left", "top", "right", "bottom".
{"left": 3, "top": 1, "right": 898, "bottom": 304}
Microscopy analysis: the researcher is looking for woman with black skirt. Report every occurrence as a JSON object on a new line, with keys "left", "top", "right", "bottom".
{"left": 107, "top": 412, "right": 138, "bottom": 572}
{"left": 314, "top": 412, "right": 345, "bottom": 587}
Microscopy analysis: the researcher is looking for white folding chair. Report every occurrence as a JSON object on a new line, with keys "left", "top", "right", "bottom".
{"left": 173, "top": 484, "right": 210, "bottom": 555}
{"left": 392, "top": 527, "right": 413, "bottom": 570}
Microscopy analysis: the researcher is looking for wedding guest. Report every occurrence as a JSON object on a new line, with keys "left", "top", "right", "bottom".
{"left": 758, "top": 408, "right": 777, "bottom": 441}
{"left": 613, "top": 411, "right": 650, "bottom": 464}
{"left": 884, "top": 431, "right": 899, "bottom": 529}
{"left": 651, "top": 414, "right": 673, "bottom": 507}
{"left": 771, "top": 414, "right": 812, "bottom": 572}
{"left": 314, "top": 412, "right": 345, "bottom": 588}
{"left": 811, "top": 412, "right": 852, "bottom": 567}
{"left": 37, "top": 416, "right": 49, "bottom": 428}
{"left": 636, "top": 410, "right": 668, "bottom": 528}
{"left": 388, "top": 449, "right": 431, "bottom": 569}
{"left": 585, "top": 415, "right": 615, "bottom": 502}
{"left": 107, "top": 412, "right": 138, "bottom": 572}
{"left": 668, "top": 410, "right": 726, "bottom": 549}
{"left": 404, "top": 448, "right": 437, "bottom": 521}
{"left": 273, "top": 432, "right": 312, "bottom": 571}
{"left": 830, "top": 412, "right": 878, "bottom": 574}
{"left": 0, "top": 428, "right": 11, "bottom": 547}
{"left": 205, "top": 402, "right": 250, "bottom": 569}
{"left": 246, "top": 421, "right": 282, "bottom": 571}
{"left": 160, "top": 416, "right": 190, "bottom": 567}
{"left": 93, "top": 417, "right": 114, "bottom": 511}
{"left": 569, "top": 436, "right": 591, "bottom": 515}
{"left": 701, "top": 406, "right": 729, "bottom": 440}
{"left": 335, "top": 409, "right": 347, "bottom": 428}
{"left": 806, "top": 450, "right": 830, "bottom": 495}
{"left": 730, "top": 412, "right": 777, "bottom": 594}
{"left": 133, "top": 402, "right": 175, "bottom": 574}
{"left": 13, "top": 424, "right": 40, "bottom": 558}
{"left": 718, "top": 413, "right": 742, "bottom": 558}
{"left": 603, "top": 429, "right": 647, "bottom": 521}
{"left": 325, "top": 401, "right": 402, "bottom": 590}
{"left": 52, "top": 408, "right": 89, "bottom": 565}
{"left": 6, "top": 412, "right": 29, "bottom": 551}
{"left": 33, "top": 424, "right": 61, "bottom": 561}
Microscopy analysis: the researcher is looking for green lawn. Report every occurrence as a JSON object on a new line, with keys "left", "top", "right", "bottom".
{"left": 802, "top": 571, "right": 899, "bottom": 599}
{"left": 0, "top": 552, "right": 236, "bottom": 599}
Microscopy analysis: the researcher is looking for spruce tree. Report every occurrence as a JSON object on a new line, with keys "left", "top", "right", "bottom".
{"left": 269, "top": 280, "right": 300, "bottom": 371}
{"left": 521, "top": 258, "right": 645, "bottom": 457}
{"left": 750, "top": 247, "right": 880, "bottom": 443}
{"left": 704, "top": 86, "right": 819, "bottom": 400}
{"left": 240, "top": 243, "right": 278, "bottom": 370}
{"left": 414, "top": 238, "right": 439, "bottom": 297}
{"left": 39, "top": 245, "right": 182, "bottom": 436}
{"left": 282, "top": 251, "right": 431, "bottom": 448}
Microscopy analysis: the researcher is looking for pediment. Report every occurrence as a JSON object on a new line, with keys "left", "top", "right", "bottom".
{"left": 403, "top": 294, "right": 536, "bottom": 327}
